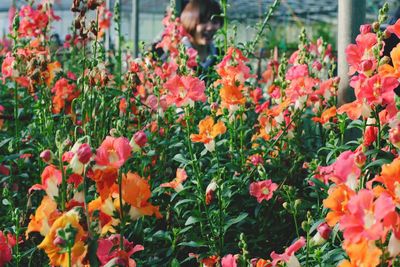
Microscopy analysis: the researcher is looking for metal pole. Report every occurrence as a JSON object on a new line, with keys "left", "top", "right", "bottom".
{"left": 131, "top": 0, "right": 139, "bottom": 57}
{"left": 337, "top": 0, "right": 366, "bottom": 105}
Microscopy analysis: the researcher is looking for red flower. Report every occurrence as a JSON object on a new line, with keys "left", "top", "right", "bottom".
{"left": 51, "top": 78, "right": 79, "bottom": 114}
{"left": 0, "top": 231, "right": 16, "bottom": 267}
{"left": 249, "top": 180, "right": 278, "bottom": 203}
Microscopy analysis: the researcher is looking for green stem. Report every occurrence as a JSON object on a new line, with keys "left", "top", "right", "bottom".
{"left": 59, "top": 146, "right": 67, "bottom": 211}
{"left": 68, "top": 246, "right": 72, "bottom": 267}
{"left": 118, "top": 171, "right": 125, "bottom": 250}
{"left": 14, "top": 81, "right": 19, "bottom": 152}
{"left": 220, "top": 0, "right": 228, "bottom": 51}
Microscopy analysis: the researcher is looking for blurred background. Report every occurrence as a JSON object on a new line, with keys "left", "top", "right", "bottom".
{"left": 1, "top": 0, "right": 399, "bottom": 52}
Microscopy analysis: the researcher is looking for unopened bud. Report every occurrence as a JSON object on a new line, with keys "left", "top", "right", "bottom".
{"left": 372, "top": 22, "right": 380, "bottom": 32}
{"left": 40, "top": 149, "right": 53, "bottom": 163}
{"left": 354, "top": 151, "right": 366, "bottom": 168}
{"left": 317, "top": 222, "right": 331, "bottom": 240}
{"left": 76, "top": 143, "right": 92, "bottom": 164}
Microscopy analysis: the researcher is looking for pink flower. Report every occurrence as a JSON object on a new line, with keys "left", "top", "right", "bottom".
{"left": 285, "top": 64, "right": 309, "bottom": 80}
{"left": 249, "top": 180, "right": 278, "bottom": 203}
{"left": 97, "top": 234, "right": 144, "bottom": 267}
{"left": 29, "top": 165, "right": 62, "bottom": 199}
{"left": 164, "top": 75, "right": 206, "bottom": 107}
{"left": 40, "top": 149, "right": 53, "bottom": 163}
{"left": 345, "top": 32, "right": 378, "bottom": 75}
{"left": 270, "top": 237, "right": 306, "bottom": 266}
{"left": 339, "top": 190, "right": 395, "bottom": 242}
{"left": 221, "top": 254, "right": 237, "bottom": 267}
{"left": 186, "top": 47, "right": 198, "bottom": 68}
{"left": 95, "top": 136, "right": 132, "bottom": 169}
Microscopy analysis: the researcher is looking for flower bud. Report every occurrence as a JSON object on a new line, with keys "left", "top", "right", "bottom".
{"left": 250, "top": 154, "right": 263, "bottom": 166}
{"left": 372, "top": 22, "right": 380, "bottom": 32}
{"left": 354, "top": 150, "right": 366, "bottom": 168}
{"left": 53, "top": 236, "right": 66, "bottom": 247}
{"left": 360, "top": 59, "right": 373, "bottom": 72}
{"left": 312, "top": 61, "right": 322, "bottom": 71}
{"left": 317, "top": 222, "right": 331, "bottom": 240}
{"left": 40, "top": 149, "right": 53, "bottom": 163}
{"left": 379, "top": 56, "right": 391, "bottom": 65}
{"left": 76, "top": 143, "right": 92, "bottom": 164}
{"left": 205, "top": 181, "right": 217, "bottom": 205}
{"left": 133, "top": 131, "right": 147, "bottom": 147}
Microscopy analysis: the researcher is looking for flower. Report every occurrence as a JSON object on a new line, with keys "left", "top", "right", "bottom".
{"left": 312, "top": 106, "right": 336, "bottom": 125}
{"left": 164, "top": 75, "right": 206, "bottom": 107}
{"left": 311, "top": 222, "right": 331, "bottom": 245}
{"left": 221, "top": 254, "right": 237, "bottom": 267}
{"left": 160, "top": 168, "right": 188, "bottom": 192}
{"left": 190, "top": 116, "right": 226, "bottom": 152}
{"left": 0, "top": 231, "right": 16, "bottom": 267}
{"left": 18, "top": 5, "right": 50, "bottom": 38}
{"left": 38, "top": 209, "right": 86, "bottom": 267}
{"left": 249, "top": 180, "right": 278, "bottom": 203}
{"left": 26, "top": 196, "right": 60, "bottom": 237}
{"left": 205, "top": 180, "right": 218, "bottom": 205}
{"left": 40, "top": 149, "right": 53, "bottom": 163}
{"left": 387, "top": 18, "right": 400, "bottom": 39}
{"left": 29, "top": 165, "right": 62, "bottom": 199}
{"left": 338, "top": 239, "right": 382, "bottom": 267}
{"left": 270, "top": 237, "right": 306, "bottom": 267}
{"left": 339, "top": 189, "right": 395, "bottom": 242}
{"left": 130, "top": 130, "right": 147, "bottom": 152}
{"left": 97, "top": 234, "right": 143, "bottom": 267}
{"left": 95, "top": 136, "right": 132, "bottom": 169}
{"left": 51, "top": 78, "right": 79, "bottom": 114}
{"left": 323, "top": 184, "right": 355, "bottom": 227}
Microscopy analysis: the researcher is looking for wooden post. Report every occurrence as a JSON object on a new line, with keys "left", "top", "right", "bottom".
{"left": 337, "top": 0, "right": 366, "bottom": 105}
{"left": 131, "top": 0, "right": 139, "bottom": 57}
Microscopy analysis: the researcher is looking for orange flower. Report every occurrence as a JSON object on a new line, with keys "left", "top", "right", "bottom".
{"left": 323, "top": 184, "right": 355, "bottom": 227}
{"left": 88, "top": 197, "right": 117, "bottom": 235}
{"left": 190, "top": 116, "right": 226, "bottom": 152}
{"left": 45, "top": 61, "right": 61, "bottom": 87}
{"left": 160, "top": 168, "right": 187, "bottom": 192}
{"left": 219, "top": 83, "right": 246, "bottom": 108}
{"left": 89, "top": 167, "right": 118, "bottom": 200}
{"left": 26, "top": 196, "right": 60, "bottom": 238}
{"left": 38, "top": 209, "right": 86, "bottom": 267}
{"left": 312, "top": 106, "right": 337, "bottom": 124}
{"left": 119, "top": 172, "right": 162, "bottom": 220}
{"left": 338, "top": 239, "right": 382, "bottom": 267}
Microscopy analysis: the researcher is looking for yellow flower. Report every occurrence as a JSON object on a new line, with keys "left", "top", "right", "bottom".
{"left": 38, "top": 209, "right": 86, "bottom": 267}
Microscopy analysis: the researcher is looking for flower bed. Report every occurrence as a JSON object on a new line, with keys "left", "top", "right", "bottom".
{"left": 1, "top": 1, "right": 400, "bottom": 266}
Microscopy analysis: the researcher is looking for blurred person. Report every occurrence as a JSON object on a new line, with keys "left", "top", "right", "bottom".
{"left": 180, "top": 0, "right": 223, "bottom": 69}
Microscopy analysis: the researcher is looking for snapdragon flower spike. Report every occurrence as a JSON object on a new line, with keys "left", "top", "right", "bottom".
{"left": 95, "top": 136, "right": 132, "bottom": 169}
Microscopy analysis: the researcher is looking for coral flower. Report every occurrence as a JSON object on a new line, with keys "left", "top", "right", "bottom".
{"left": 38, "top": 209, "right": 86, "bottom": 267}
{"left": 190, "top": 116, "right": 226, "bottom": 152}
{"left": 164, "top": 75, "right": 206, "bottom": 107}
{"left": 338, "top": 239, "right": 382, "bottom": 267}
{"left": 312, "top": 106, "right": 337, "bottom": 125}
{"left": 29, "top": 165, "right": 62, "bottom": 199}
{"left": 97, "top": 234, "right": 143, "bottom": 267}
{"left": 95, "top": 136, "right": 132, "bottom": 169}
{"left": 387, "top": 18, "right": 400, "bottom": 39}
{"left": 160, "top": 168, "right": 188, "bottom": 192}
{"left": 323, "top": 184, "right": 355, "bottom": 227}
{"left": 270, "top": 236, "right": 306, "bottom": 267}
{"left": 26, "top": 196, "right": 60, "bottom": 237}
{"left": 249, "top": 180, "right": 278, "bottom": 203}
{"left": 339, "top": 189, "right": 395, "bottom": 242}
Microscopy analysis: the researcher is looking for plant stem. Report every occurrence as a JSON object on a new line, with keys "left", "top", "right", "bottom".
{"left": 14, "top": 81, "right": 19, "bottom": 152}
{"left": 118, "top": 171, "right": 125, "bottom": 250}
{"left": 220, "top": 0, "right": 228, "bottom": 51}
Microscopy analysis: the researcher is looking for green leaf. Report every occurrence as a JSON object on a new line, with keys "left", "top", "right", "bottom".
{"left": 178, "top": 241, "right": 206, "bottom": 248}
{"left": 173, "top": 154, "right": 189, "bottom": 165}
{"left": 185, "top": 216, "right": 201, "bottom": 226}
{"left": 224, "top": 212, "right": 248, "bottom": 231}
{"left": 365, "top": 158, "right": 392, "bottom": 169}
